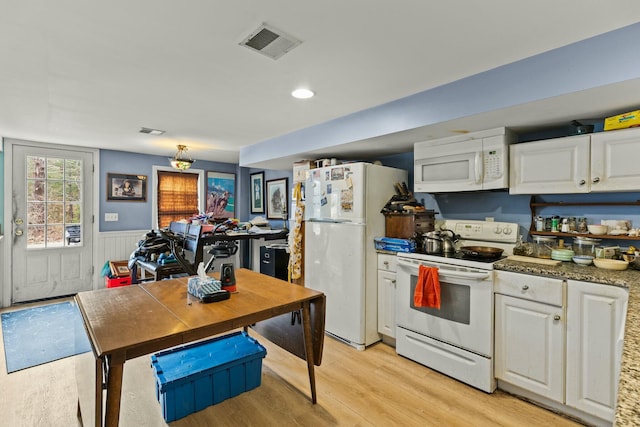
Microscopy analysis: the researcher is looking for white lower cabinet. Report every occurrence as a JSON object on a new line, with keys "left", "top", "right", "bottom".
{"left": 495, "top": 271, "right": 628, "bottom": 426}
{"left": 495, "top": 294, "right": 564, "bottom": 402}
{"left": 494, "top": 271, "right": 565, "bottom": 402}
{"left": 377, "top": 254, "right": 397, "bottom": 340}
{"left": 566, "top": 279, "right": 628, "bottom": 422}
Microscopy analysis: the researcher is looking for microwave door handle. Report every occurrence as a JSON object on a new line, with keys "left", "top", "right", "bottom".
{"left": 474, "top": 152, "right": 482, "bottom": 184}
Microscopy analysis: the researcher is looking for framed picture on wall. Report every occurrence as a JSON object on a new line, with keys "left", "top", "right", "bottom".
{"left": 266, "top": 178, "right": 288, "bottom": 220}
{"left": 107, "top": 173, "right": 147, "bottom": 201}
{"left": 250, "top": 172, "right": 265, "bottom": 214}
{"left": 206, "top": 171, "right": 236, "bottom": 218}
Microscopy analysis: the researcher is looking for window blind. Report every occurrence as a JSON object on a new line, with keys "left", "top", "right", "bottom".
{"left": 157, "top": 171, "right": 199, "bottom": 228}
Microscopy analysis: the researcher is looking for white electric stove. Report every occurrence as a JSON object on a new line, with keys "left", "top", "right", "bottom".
{"left": 395, "top": 219, "right": 519, "bottom": 393}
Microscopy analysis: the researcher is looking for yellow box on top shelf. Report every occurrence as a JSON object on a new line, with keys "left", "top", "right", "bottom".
{"left": 604, "top": 110, "right": 640, "bottom": 131}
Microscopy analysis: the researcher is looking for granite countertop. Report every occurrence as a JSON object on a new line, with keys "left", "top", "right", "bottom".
{"left": 494, "top": 258, "right": 640, "bottom": 425}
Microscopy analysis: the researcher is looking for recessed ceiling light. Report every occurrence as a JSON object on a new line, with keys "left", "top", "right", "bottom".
{"left": 291, "top": 88, "right": 314, "bottom": 99}
{"left": 139, "top": 127, "right": 165, "bottom": 136}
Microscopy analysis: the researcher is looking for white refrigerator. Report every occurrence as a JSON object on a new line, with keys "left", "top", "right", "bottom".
{"left": 304, "top": 162, "right": 408, "bottom": 350}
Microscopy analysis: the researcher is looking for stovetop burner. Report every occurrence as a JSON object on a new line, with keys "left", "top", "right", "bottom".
{"left": 416, "top": 251, "right": 505, "bottom": 263}
{"left": 403, "top": 218, "right": 519, "bottom": 269}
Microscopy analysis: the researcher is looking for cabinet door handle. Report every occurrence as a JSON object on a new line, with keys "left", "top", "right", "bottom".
{"left": 554, "top": 315, "right": 561, "bottom": 321}
{"left": 383, "top": 261, "right": 389, "bottom": 267}
{"left": 592, "top": 177, "right": 600, "bottom": 183}
{"left": 522, "top": 285, "right": 529, "bottom": 291}
{"left": 578, "top": 179, "right": 586, "bottom": 186}
{"left": 391, "top": 279, "right": 396, "bottom": 284}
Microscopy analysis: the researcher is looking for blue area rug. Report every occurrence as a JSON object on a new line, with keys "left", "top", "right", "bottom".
{"left": 1, "top": 301, "right": 92, "bottom": 373}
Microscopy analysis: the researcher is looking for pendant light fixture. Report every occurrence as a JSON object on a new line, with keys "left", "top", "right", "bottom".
{"left": 169, "top": 144, "right": 195, "bottom": 171}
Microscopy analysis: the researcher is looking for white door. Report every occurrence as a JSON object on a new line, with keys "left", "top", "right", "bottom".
{"left": 494, "top": 294, "right": 565, "bottom": 402}
{"left": 377, "top": 269, "right": 396, "bottom": 338}
{"left": 509, "top": 135, "right": 590, "bottom": 194}
{"left": 590, "top": 127, "right": 640, "bottom": 192}
{"left": 566, "top": 280, "right": 628, "bottom": 422}
{"left": 10, "top": 143, "right": 94, "bottom": 303}
{"left": 304, "top": 221, "right": 366, "bottom": 347}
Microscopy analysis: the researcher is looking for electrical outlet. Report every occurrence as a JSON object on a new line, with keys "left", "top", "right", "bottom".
{"left": 105, "top": 213, "right": 118, "bottom": 222}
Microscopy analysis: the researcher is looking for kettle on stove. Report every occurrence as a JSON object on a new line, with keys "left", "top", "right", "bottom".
{"left": 440, "top": 229, "right": 459, "bottom": 253}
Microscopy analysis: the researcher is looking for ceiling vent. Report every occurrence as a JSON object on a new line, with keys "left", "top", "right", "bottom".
{"left": 240, "top": 23, "right": 301, "bottom": 60}
{"left": 139, "top": 127, "right": 165, "bottom": 136}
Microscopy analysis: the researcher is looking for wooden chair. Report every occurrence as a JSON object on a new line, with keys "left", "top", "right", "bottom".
{"left": 136, "top": 222, "right": 203, "bottom": 282}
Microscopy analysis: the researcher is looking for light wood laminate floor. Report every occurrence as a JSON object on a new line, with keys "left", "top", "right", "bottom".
{"left": 0, "top": 300, "right": 582, "bottom": 427}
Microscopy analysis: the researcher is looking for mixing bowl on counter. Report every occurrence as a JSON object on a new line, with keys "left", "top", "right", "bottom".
{"left": 551, "top": 248, "right": 575, "bottom": 261}
{"left": 532, "top": 235, "right": 557, "bottom": 259}
{"left": 573, "top": 236, "right": 601, "bottom": 257}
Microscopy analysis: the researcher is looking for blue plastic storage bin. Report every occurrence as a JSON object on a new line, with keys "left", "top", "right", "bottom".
{"left": 150, "top": 331, "right": 267, "bottom": 422}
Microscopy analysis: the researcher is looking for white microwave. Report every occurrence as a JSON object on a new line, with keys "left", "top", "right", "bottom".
{"left": 414, "top": 127, "right": 515, "bottom": 193}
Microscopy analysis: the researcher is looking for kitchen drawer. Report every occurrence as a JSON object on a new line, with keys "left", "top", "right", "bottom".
{"left": 377, "top": 254, "right": 397, "bottom": 273}
{"left": 494, "top": 270, "right": 564, "bottom": 306}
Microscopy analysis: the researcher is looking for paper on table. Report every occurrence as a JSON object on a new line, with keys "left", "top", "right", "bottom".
{"left": 248, "top": 226, "right": 284, "bottom": 234}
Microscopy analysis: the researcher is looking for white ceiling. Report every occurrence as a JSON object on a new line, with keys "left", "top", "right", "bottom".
{"left": 1, "top": 1, "right": 640, "bottom": 169}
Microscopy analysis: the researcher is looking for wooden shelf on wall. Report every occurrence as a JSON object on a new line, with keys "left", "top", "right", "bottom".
{"left": 529, "top": 230, "right": 640, "bottom": 241}
{"left": 529, "top": 196, "right": 640, "bottom": 242}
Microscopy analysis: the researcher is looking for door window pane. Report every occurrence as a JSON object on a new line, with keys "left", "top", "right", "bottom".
{"left": 25, "top": 155, "right": 83, "bottom": 248}
{"left": 27, "top": 225, "right": 45, "bottom": 246}
{"left": 47, "top": 225, "right": 64, "bottom": 247}
{"left": 65, "top": 159, "right": 82, "bottom": 181}
{"left": 27, "top": 202, "right": 45, "bottom": 225}
{"left": 47, "top": 202, "right": 64, "bottom": 223}
{"left": 47, "top": 181, "right": 64, "bottom": 201}
{"left": 47, "top": 158, "right": 64, "bottom": 180}
{"left": 65, "top": 182, "right": 81, "bottom": 201}
{"left": 65, "top": 203, "right": 81, "bottom": 223}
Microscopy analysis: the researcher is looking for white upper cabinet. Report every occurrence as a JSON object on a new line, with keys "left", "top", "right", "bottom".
{"left": 590, "top": 127, "right": 640, "bottom": 192}
{"left": 510, "top": 135, "right": 590, "bottom": 194}
{"left": 509, "top": 127, "right": 640, "bottom": 194}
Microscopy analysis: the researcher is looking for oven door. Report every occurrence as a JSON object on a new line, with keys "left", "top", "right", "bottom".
{"left": 396, "top": 256, "right": 494, "bottom": 357}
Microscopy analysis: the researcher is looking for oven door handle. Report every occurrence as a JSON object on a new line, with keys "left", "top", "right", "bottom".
{"left": 438, "top": 269, "right": 490, "bottom": 281}
{"left": 397, "top": 258, "right": 490, "bottom": 280}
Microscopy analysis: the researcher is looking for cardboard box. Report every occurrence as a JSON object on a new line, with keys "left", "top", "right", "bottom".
{"left": 293, "top": 160, "right": 315, "bottom": 183}
{"left": 109, "top": 260, "right": 130, "bottom": 278}
{"left": 604, "top": 110, "right": 640, "bottom": 131}
{"left": 384, "top": 211, "right": 435, "bottom": 239}
{"left": 151, "top": 331, "right": 266, "bottom": 422}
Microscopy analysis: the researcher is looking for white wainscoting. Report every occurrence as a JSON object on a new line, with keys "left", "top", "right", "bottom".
{"left": 96, "top": 230, "right": 146, "bottom": 288}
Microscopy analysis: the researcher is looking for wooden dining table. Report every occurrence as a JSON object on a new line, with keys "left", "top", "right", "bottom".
{"left": 75, "top": 268, "right": 325, "bottom": 427}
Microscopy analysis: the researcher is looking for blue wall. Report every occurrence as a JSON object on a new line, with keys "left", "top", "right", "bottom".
{"left": 99, "top": 150, "right": 292, "bottom": 232}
